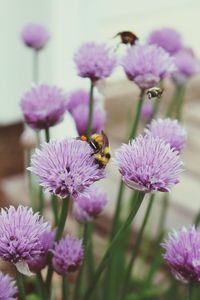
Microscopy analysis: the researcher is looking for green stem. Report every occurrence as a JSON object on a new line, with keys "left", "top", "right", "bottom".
{"left": 110, "top": 181, "right": 125, "bottom": 238}
{"left": 73, "top": 223, "right": 90, "bottom": 300}
{"left": 16, "top": 270, "right": 26, "bottom": 300}
{"left": 194, "top": 212, "right": 200, "bottom": 227}
{"left": 36, "top": 272, "right": 48, "bottom": 300}
{"left": 129, "top": 90, "right": 145, "bottom": 140}
{"left": 62, "top": 274, "right": 68, "bottom": 300}
{"left": 46, "top": 197, "right": 70, "bottom": 294}
{"left": 87, "top": 81, "right": 95, "bottom": 137}
{"left": 149, "top": 96, "right": 161, "bottom": 122}
{"left": 45, "top": 128, "right": 50, "bottom": 143}
{"left": 166, "top": 84, "right": 184, "bottom": 118}
{"left": 120, "top": 194, "right": 155, "bottom": 299}
{"left": 55, "top": 197, "right": 70, "bottom": 241}
{"left": 188, "top": 281, "right": 195, "bottom": 300}
{"left": 39, "top": 186, "right": 44, "bottom": 213}
{"left": 110, "top": 90, "right": 145, "bottom": 239}
{"left": 83, "top": 192, "right": 145, "bottom": 300}
{"left": 51, "top": 195, "right": 59, "bottom": 226}
{"left": 33, "top": 50, "right": 39, "bottom": 84}
{"left": 175, "top": 84, "right": 185, "bottom": 121}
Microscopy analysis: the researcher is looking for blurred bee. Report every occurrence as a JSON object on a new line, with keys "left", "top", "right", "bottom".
{"left": 79, "top": 131, "right": 111, "bottom": 167}
{"left": 146, "top": 87, "right": 163, "bottom": 100}
{"left": 115, "top": 31, "right": 138, "bottom": 46}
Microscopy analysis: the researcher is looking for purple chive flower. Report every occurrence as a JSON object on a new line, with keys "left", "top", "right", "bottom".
{"left": 172, "top": 49, "right": 199, "bottom": 84}
{"left": 0, "top": 272, "right": 17, "bottom": 300}
{"left": 72, "top": 104, "right": 106, "bottom": 136}
{"left": 148, "top": 28, "right": 183, "bottom": 54}
{"left": 162, "top": 226, "right": 200, "bottom": 283}
{"left": 21, "top": 23, "right": 50, "bottom": 50}
{"left": 28, "top": 230, "right": 55, "bottom": 273}
{"left": 29, "top": 138, "right": 105, "bottom": 198}
{"left": 0, "top": 206, "right": 51, "bottom": 275}
{"left": 73, "top": 187, "right": 107, "bottom": 223}
{"left": 122, "top": 44, "right": 176, "bottom": 89}
{"left": 20, "top": 84, "right": 67, "bottom": 130}
{"left": 145, "top": 118, "right": 186, "bottom": 153}
{"left": 66, "top": 89, "right": 96, "bottom": 114}
{"left": 74, "top": 42, "right": 116, "bottom": 81}
{"left": 52, "top": 235, "right": 84, "bottom": 274}
{"left": 115, "top": 135, "right": 183, "bottom": 193}
{"left": 141, "top": 102, "right": 153, "bottom": 122}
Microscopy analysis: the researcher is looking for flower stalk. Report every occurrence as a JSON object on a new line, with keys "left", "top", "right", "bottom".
{"left": 83, "top": 191, "right": 145, "bottom": 300}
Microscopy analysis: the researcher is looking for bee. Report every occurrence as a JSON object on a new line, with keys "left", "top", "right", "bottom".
{"left": 115, "top": 31, "right": 138, "bottom": 46}
{"left": 79, "top": 131, "right": 111, "bottom": 167}
{"left": 146, "top": 87, "right": 163, "bottom": 100}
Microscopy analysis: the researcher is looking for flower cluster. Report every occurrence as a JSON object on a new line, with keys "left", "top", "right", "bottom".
{"left": 0, "top": 272, "right": 17, "bottom": 300}
{"left": 74, "top": 42, "right": 116, "bottom": 81}
{"left": 20, "top": 84, "right": 67, "bottom": 130}
{"left": 0, "top": 206, "right": 51, "bottom": 275}
{"left": 52, "top": 235, "right": 84, "bottom": 274}
{"left": 162, "top": 226, "right": 200, "bottom": 283}
{"left": 67, "top": 89, "right": 106, "bottom": 136}
{"left": 122, "top": 44, "right": 176, "bottom": 89}
{"left": 148, "top": 28, "right": 183, "bottom": 54}
{"left": 21, "top": 23, "right": 50, "bottom": 50}
{"left": 115, "top": 134, "right": 183, "bottom": 193}
{"left": 73, "top": 187, "right": 107, "bottom": 223}
{"left": 172, "top": 49, "right": 199, "bottom": 84}
{"left": 29, "top": 138, "right": 106, "bottom": 198}
{"left": 145, "top": 118, "right": 186, "bottom": 153}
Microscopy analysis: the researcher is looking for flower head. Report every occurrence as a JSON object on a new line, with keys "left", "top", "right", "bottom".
{"left": 28, "top": 229, "right": 55, "bottom": 273}
{"left": 21, "top": 23, "right": 50, "bottom": 50}
{"left": 172, "top": 49, "right": 199, "bottom": 84}
{"left": 162, "top": 226, "right": 200, "bottom": 283}
{"left": 29, "top": 138, "right": 105, "bottom": 198}
{"left": 72, "top": 104, "right": 106, "bottom": 136}
{"left": 73, "top": 187, "right": 107, "bottom": 223}
{"left": 20, "top": 84, "right": 67, "bottom": 130}
{"left": 115, "top": 135, "right": 183, "bottom": 193}
{"left": 145, "top": 118, "right": 186, "bottom": 153}
{"left": 0, "top": 206, "right": 51, "bottom": 275}
{"left": 52, "top": 236, "right": 84, "bottom": 274}
{"left": 122, "top": 44, "right": 176, "bottom": 89}
{"left": 74, "top": 42, "right": 116, "bottom": 81}
{"left": 0, "top": 272, "right": 17, "bottom": 300}
{"left": 148, "top": 28, "right": 183, "bottom": 54}
{"left": 66, "top": 89, "right": 95, "bottom": 114}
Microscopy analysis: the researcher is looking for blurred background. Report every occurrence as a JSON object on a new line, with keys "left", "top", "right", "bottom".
{"left": 0, "top": 0, "right": 200, "bottom": 237}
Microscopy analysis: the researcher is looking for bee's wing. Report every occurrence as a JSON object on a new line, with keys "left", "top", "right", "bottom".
{"left": 101, "top": 130, "right": 109, "bottom": 148}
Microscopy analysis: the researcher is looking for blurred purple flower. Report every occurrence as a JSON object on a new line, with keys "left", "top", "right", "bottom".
{"left": 52, "top": 235, "right": 84, "bottom": 274}
{"left": 145, "top": 118, "right": 186, "bottom": 153}
{"left": 148, "top": 28, "right": 183, "bottom": 54}
{"left": 28, "top": 230, "right": 55, "bottom": 273}
{"left": 72, "top": 104, "right": 106, "bottom": 136}
{"left": 66, "top": 89, "right": 95, "bottom": 114}
{"left": 21, "top": 23, "right": 50, "bottom": 50}
{"left": 115, "top": 135, "right": 183, "bottom": 193}
{"left": 29, "top": 138, "right": 106, "bottom": 198}
{"left": 162, "top": 226, "right": 200, "bottom": 283}
{"left": 172, "top": 49, "right": 199, "bottom": 84}
{"left": 20, "top": 84, "right": 67, "bottom": 130}
{"left": 73, "top": 187, "right": 107, "bottom": 223}
{"left": 0, "top": 272, "right": 17, "bottom": 300}
{"left": 74, "top": 42, "right": 116, "bottom": 81}
{"left": 0, "top": 206, "right": 51, "bottom": 275}
{"left": 122, "top": 44, "right": 176, "bottom": 89}
{"left": 141, "top": 102, "right": 153, "bottom": 122}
